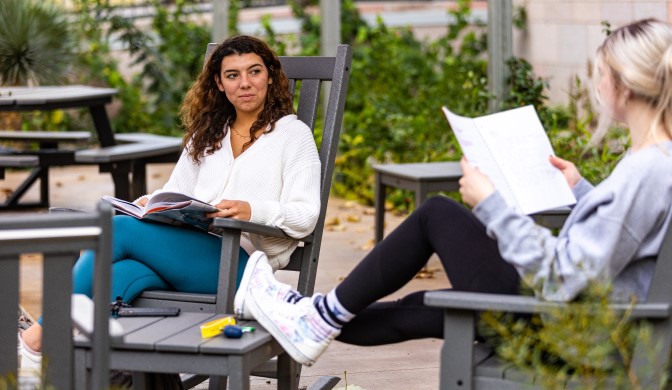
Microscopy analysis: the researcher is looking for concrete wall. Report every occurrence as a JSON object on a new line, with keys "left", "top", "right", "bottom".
{"left": 513, "top": 0, "right": 672, "bottom": 104}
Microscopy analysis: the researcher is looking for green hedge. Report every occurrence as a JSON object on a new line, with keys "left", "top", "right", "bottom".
{"left": 37, "top": 0, "right": 624, "bottom": 208}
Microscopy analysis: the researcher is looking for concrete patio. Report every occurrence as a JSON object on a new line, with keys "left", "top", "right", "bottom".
{"left": 4, "top": 163, "right": 450, "bottom": 389}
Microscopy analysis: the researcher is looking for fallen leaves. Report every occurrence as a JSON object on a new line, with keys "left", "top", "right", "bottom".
{"left": 414, "top": 266, "right": 443, "bottom": 279}
{"left": 345, "top": 214, "right": 360, "bottom": 223}
{"left": 359, "top": 239, "right": 375, "bottom": 251}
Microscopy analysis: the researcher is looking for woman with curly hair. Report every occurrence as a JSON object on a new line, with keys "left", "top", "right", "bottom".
{"left": 17, "top": 35, "right": 321, "bottom": 369}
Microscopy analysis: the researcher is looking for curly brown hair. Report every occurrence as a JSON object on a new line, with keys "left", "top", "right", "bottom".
{"left": 179, "top": 35, "right": 294, "bottom": 163}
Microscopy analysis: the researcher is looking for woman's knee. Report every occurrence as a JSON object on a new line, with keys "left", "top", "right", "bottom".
{"left": 72, "top": 250, "right": 96, "bottom": 297}
{"left": 417, "top": 196, "right": 465, "bottom": 219}
{"left": 112, "top": 260, "right": 170, "bottom": 302}
{"left": 113, "top": 215, "right": 145, "bottom": 238}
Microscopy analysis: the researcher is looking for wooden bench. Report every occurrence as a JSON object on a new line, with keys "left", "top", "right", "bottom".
{"left": 0, "top": 130, "right": 181, "bottom": 207}
{"left": 0, "top": 130, "right": 91, "bottom": 145}
{"left": 0, "top": 130, "right": 92, "bottom": 208}
{"left": 75, "top": 133, "right": 182, "bottom": 200}
{"left": 0, "top": 155, "right": 39, "bottom": 179}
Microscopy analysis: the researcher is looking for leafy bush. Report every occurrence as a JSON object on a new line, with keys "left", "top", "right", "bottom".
{"left": 334, "top": 0, "right": 490, "bottom": 207}
{"left": 0, "top": 0, "right": 74, "bottom": 86}
{"left": 46, "top": 0, "right": 623, "bottom": 207}
{"left": 480, "top": 283, "right": 666, "bottom": 389}
{"left": 70, "top": 0, "right": 210, "bottom": 136}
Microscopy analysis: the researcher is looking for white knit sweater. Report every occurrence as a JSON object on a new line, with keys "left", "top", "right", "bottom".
{"left": 148, "top": 114, "right": 321, "bottom": 270}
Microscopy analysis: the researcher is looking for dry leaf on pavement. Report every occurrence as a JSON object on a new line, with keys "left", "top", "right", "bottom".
{"left": 345, "top": 214, "right": 361, "bottom": 223}
{"left": 327, "top": 224, "right": 347, "bottom": 232}
{"left": 325, "top": 217, "right": 340, "bottom": 226}
{"left": 360, "top": 239, "right": 375, "bottom": 251}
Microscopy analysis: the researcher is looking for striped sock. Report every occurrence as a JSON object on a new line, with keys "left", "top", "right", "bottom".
{"left": 314, "top": 289, "right": 355, "bottom": 329}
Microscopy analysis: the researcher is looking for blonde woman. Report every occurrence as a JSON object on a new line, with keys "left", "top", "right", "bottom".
{"left": 236, "top": 18, "right": 672, "bottom": 366}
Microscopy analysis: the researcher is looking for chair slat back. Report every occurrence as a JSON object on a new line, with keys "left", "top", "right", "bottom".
{"left": 0, "top": 203, "right": 113, "bottom": 390}
{"left": 644, "top": 219, "right": 672, "bottom": 303}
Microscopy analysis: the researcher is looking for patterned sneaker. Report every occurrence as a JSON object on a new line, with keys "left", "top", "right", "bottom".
{"left": 234, "top": 251, "right": 302, "bottom": 320}
{"left": 245, "top": 262, "right": 339, "bottom": 366}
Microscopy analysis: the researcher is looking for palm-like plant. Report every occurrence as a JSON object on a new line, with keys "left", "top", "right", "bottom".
{"left": 0, "top": 0, "right": 74, "bottom": 86}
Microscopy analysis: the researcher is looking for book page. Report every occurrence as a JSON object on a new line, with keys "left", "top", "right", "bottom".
{"left": 442, "top": 107, "right": 517, "bottom": 209}
{"left": 474, "top": 106, "right": 576, "bottom": 214}
{"left": 101, "top": 195, "right": 144, "bottom": 218}
{"left": 146, "top": 192, "right": 218, "bottom": 214}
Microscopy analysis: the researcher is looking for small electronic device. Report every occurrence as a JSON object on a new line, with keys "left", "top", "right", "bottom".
{"left": 115, "top": 307, "right": 181, "bottom": 317}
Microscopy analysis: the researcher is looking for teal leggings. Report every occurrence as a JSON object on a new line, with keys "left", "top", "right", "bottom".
{"left": 72, "top": 215, "right": 250, "bottom": 303}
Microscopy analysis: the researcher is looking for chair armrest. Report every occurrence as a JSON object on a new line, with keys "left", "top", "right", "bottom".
{"left": 530, "top": 207, "right": 571, "bottom": 229}
{"left": 212, "top": 218, "right": 313, "bottom": 243}
{"left": 424, "top": 291, "right": 670, "bottom": 319}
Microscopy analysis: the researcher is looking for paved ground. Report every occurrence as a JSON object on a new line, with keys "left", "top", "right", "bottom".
{"left": 3, "top": 164, "right": 450, "bottom": 389}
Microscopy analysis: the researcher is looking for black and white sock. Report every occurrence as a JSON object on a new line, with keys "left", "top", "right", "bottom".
{"left": 314, "top": 289, "right": 355, "bottom": 329}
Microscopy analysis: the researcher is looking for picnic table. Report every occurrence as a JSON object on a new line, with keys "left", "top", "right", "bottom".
{"left": 0, "top": 85, "right": 181, "bottom": 209}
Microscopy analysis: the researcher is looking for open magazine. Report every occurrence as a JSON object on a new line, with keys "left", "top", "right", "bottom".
{"left": 442, "top": 105, "right": 576, "bottom": 215}
{"left": 102, "top": 192, "right": 219, "bottom": 233}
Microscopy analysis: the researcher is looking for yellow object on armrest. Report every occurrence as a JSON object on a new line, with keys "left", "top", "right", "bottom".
{"left": 200, "top": 316, "right": 236, "bottom": 338}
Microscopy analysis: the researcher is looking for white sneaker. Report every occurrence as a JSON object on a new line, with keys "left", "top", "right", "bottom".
{"left": 234, "top": 251, "right": 302, "bottom": 320}
{"left": 17, "top": 331, "right": 42, "bottom": 371}
{"left": 245, "top": 260, "right": 339, "bottom": 366}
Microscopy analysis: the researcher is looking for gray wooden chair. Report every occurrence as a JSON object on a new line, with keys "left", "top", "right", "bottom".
{"left": 424, "top": 220, "right": 672, "bottom": 389}
{"left": 74, "top": 44, "right": 352, "bottom": 390}
{"left": 0, "top": 202, "right": 114, "bottom": 390}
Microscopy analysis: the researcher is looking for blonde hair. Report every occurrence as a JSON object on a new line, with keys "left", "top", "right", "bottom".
{"left": 592, "top": 18, "right": 672, "bottom": 145}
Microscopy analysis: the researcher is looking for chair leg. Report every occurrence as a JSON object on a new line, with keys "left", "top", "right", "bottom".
{"left": 277, "top": 352, "right": 298, "bottom": 390}
{"left": 132, "top": 372, "right": 150, "bottom": 390}
{"left": 307, "top": 376, "right": 341, "bottom": 390}
{"left": 208, "top": 375, "right": 228, "bottom": 390}
{"left": 73, "top": 348, "right": 88, "bottom": 390}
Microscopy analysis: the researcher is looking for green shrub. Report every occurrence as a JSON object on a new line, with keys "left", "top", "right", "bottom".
{"left": 334, "top": 0, "right": 490, "bottom": 207}
{"left": 48, "top": 0, "right": 623, "bottom": 207}
{"left": 0, "top": 0, "right": 74, "bottom": 87}
{"left": 69, "top": 0, "right": 209, "bottom": 136}
{"left": 480, "top": 283, "right": 666, "bottom": 389}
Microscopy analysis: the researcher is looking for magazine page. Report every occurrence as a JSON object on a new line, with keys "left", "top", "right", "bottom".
{"left": 473, "top": 105, "right": 576, "bottom": 214}
{"left": 442, "top": 107, "right": 518, "bottom": 210}
{"left": 144, "top": 192, "right": 218, "bottom": 214}
{"left": 101, "top": 195, "right": 144, "bottom": 218}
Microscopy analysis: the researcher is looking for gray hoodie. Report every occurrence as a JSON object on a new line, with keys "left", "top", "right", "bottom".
{"left": 473, "top": 141, "right": 672, "bottom": 302}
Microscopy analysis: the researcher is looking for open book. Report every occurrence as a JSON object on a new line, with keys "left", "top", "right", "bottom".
{"left": 102, "top": 192, "right": 219, "bottom": 233}
{"left": 442, "top": 105, "right": 576, "bottom": 215}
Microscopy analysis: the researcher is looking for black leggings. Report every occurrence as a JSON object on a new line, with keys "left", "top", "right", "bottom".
{"left": 335, "top": 196, "right": 521, "bottom": 346}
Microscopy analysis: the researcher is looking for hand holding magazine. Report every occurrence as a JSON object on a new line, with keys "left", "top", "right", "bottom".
{"left": 442, "top": 105, "right": 576, "bottom": 215}
{"left": 102, "top": 192, "right": 219, "bottom": 233}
